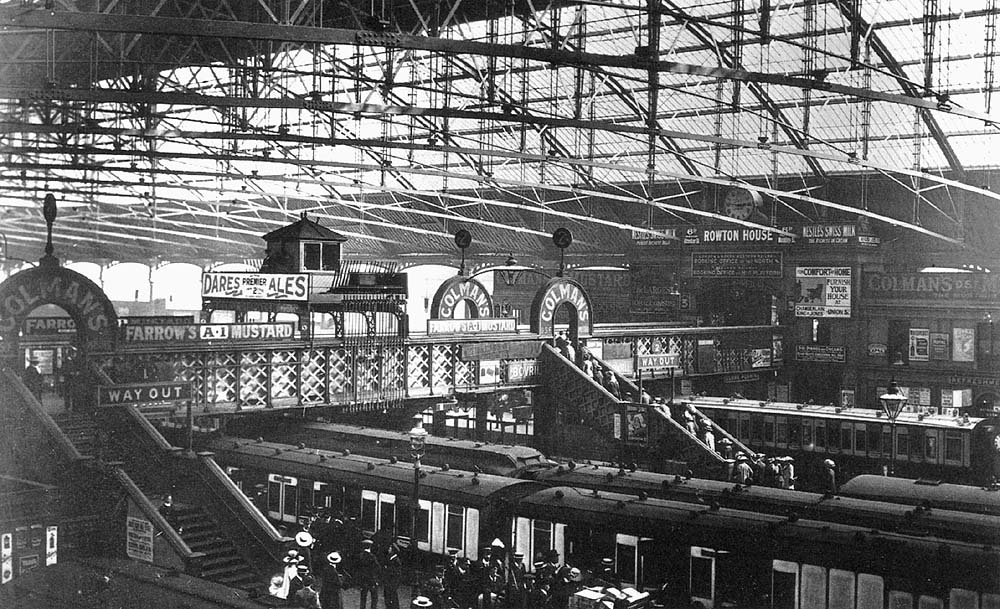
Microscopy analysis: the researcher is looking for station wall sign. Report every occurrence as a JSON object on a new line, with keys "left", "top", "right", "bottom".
{"left": 691, "top": 252, "right": 783, "bottom": 278}
{"left": 863, "top": 272, "right": 1000, "bottom": 302}
{"left": 795, "top": 345, "right": 846, "bottom": 363}
{"left": 427, "top": 318, "right": 516, "bottom": 335}
{"left": 122, "top": 322, "right": 295, "bottom": 343}
{"left": 794, "top": 267, "right": 852, "bottom": 318}
{"left": 506, "top": 360, "right": 540, "bottom": 383}
{"left": 201, "top": 272, "right": 309, "bottom": 301}
{"left": 99, "top": 381, "right": 191, "bottom": 406}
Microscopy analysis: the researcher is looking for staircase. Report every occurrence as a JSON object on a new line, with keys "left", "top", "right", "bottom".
{"left": 50, "top": 413, "right": 99, "bottom": 457}
{"left": 540, "top": 344, "right": 757, "bottom": 479}
{"left": 169, "top": 504, "right": 259, "bottom": 588}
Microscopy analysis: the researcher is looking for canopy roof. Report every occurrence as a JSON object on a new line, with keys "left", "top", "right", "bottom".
{"left": 0, "top": 1, "right": 997, "bottom": 269}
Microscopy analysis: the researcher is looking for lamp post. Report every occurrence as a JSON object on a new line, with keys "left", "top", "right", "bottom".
{"left": 409, "top": 414, "right": 428, "bottom": 555}
{"left": 879, "top": 380, "right": 908, "bottom": 476}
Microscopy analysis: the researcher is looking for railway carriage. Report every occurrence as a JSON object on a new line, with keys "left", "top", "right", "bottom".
{"left": 839, "top": 475, "right": 1000, "bottom": 517}
{"left": 206, "top": 436, "right": 1000, "bottom": 609}
{"left": 686, "top": 396, "right": 1000, "bottom": 486}
{"left": 206, "top": 436, "right": 541, "bottom": 561}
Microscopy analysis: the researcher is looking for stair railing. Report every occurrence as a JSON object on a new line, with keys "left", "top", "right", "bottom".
{"left": 1, "top": 367, "right": 91, "bottom": 463}
{"left": 683, "top": 400, "right": 756, "bottom": 459}
{"left": 107, "top": 465, "right": 205, "bottom": 572}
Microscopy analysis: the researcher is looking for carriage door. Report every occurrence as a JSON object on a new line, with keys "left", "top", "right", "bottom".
{"left": 690, "top": 546, "right": 718, "bottom": 608}
{"left": 267, "top": 474, "right": 298, "bottom": 523}
{"left": 636, "top": 537, "right": 671, "bottom": 591}
{"left": 615, "top": 534, "right": 640, "bottom": 588}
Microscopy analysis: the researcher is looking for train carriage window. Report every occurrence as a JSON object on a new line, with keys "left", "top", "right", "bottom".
{"left": 361, "top": 491, "right": 378, "bottom": 532}
{"left": 788, "top": 419, "right": 800, "bottom": 448}
{"left": 883, "top": 429, "right": 892, "bottom": 458}
{"left": 739, "top": 415, "right": 751, "bottom": 441}
{"left": 910, "top": 428, "right": 925, "bottom": 461}
{"left": 396, "top": 499, "right": 412, "bottom": 538}
{"left": 855, "top": 427, "right": 867, "bottom": 454}
{"left": 344, "top": 487, "right": 362, "bottom": 519}
{"left": 815, "top": 421, "right": 826, "bottom": 449}
{"left": 690, "top": 547, "right": 716, "bottom": 605}
{"left": 828, "top": 421, "right": 841, "bottom": 451}
{"left": 802, "top": 421, "right": 813, "bottom": 448}
{"left": 800, "top": 564, "right": 827, "bottom": 609}
{"left": 764, "top": 416, "right": 776, "bottom": 444}
{"left": 982, "top": 592, "right": 1000, "bottom": 609}
{"left": 840, "top": 424, "right": 853, "bottom": 452}
{"left": 829, "top": 569, "right": 856, "bottom": 609}
{"left": 867, "top": 424, "right": 882, "bottom": 455}
{"left": 379, "top": 496, "right": 396, "bottom": 537}
{"left": 751, "top": 416, "right": 764, "bottom": 443}
{"left": 889, "top": 591, "right": 914, "bottom": 609}
{"left": 776, "top": 418, "right": 788, "bottom": 446}
{"left": 917, "top": 596, "right": 943, "bottom": 609}
{"left": 896, "top": 430, "right": 909, "bottom": 464}
{"left": 615, "top": 539, "right": 636, "bottom": 587}
{"left": 949, "top": 589, "right": 979, "bottom": 609}
{"left": 944, "top": 433, "right": 963, "bottom": 463}
{"left": 532, "top": 520, "right": 554, "bottom": 560}
{"left": 925, "top": 434, "right": 938, "bottom": 461}
{"left": 857, "top": 574, "right": 884, "bottom": 609}
{"left": 446, "top": 505, "right": 465, "bottom": 552}
{"left": 771, "top": 560, "right": 799, "bottom": 609}
{"left": 414, "top": 500, "right": 431, "bottom": 547}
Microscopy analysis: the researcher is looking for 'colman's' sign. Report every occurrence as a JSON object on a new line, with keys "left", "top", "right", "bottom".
{"left": 202, "top": 272, "right": 309, "bottom": 301}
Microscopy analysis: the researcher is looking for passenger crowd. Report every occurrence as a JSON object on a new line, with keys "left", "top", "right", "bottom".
{"left": 266, "top": 509, "right": 638, "bottom": 609}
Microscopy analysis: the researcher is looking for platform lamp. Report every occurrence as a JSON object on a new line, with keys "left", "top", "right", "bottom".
{"left": 409, "top": 414, "right": 428, "bottom": 556}
{"left": 879, "top": 380, "right": 908, "bottom": 476}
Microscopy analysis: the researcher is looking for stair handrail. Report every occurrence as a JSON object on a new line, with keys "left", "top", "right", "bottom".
{"left": 107, "top": 465, "right": 205, "bottom": 566}
{"left": 683, "top": 400, "right": 756, "bottom": 458}
{"left": 119, "top": 403, "right": 178, "bottom": 452}
{"left": 190, "top": 451, "right": 288, "bottom": 551}
{"left": 649, "top": 404, "right": 726, "bottom": 464}
{"left": 543, "top": 344, "right": 621, "bottom": 402}
{"left": 1, "top": 367, "right": 92, "bottom": 463}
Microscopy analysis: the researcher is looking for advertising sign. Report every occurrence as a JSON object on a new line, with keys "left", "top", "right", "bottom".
{"left": 202, "top": 272, "right": 309, "bottom": 301}
{"left": 909, "top": 328, "right": 930, "bottom": 362}
{"left": 953, "top": 327, "right": 975, "bottom": 362}
{"left": 795, "top": 345, "right": 846, "bottom": 363}
{"left": 863, "top": 273, "right": 1000, "bottom": 302}
{"left": 691, "top": 252, "right": 783, "bottom": 278}
{"left": 751, "top": 348, "right": 772, "bottom": 368}
{"left": 427, "top": 318, "right": 516, "bottom": 335}
{"left": 626, "top": 405, "right": 648, "bottom": 443}
{"left": 930, "top": 333, "right": 950, "bottom": 360}
{"left": 99, "top": 382, "right": 191, "bottom": 406}
{"left": 506, "top": 360, "right": 540, "bottom": 383}
{"left": 126, "top": 517, "right": 154, "bottom": 562}
{"left": 795, "top": 267, "right": 852, "bottom": 318}
{"left": 478, "top": 360, "right": 500, "bottom": 385}
{"left": 461, "top": 341, "right": 543, "bottom": 362}
{"left": 2, "top": 533, "right": 11, "bottom": 584}
{"left": 45, "top": 526, "right": 56, "bottom": 566}
{"left": 122, "top": 322, "right": 295, "bottom": 343}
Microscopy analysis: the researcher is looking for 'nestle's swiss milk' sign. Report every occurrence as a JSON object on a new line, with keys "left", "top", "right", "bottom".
{"left": 202, "top": 272, "right": 309, "bottom": 301}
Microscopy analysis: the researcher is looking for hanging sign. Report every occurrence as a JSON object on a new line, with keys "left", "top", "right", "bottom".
{"left": 122, "top": 322, "right": 294, "bottom": 343}
{"left": 427, "top": 318, "right": 516, "bottom": 335}
{"left": 99, "top": 382, "right": 191, "bottom": 406}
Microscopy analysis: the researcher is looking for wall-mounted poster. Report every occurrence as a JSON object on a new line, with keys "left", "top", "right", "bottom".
{"left": 909, "top": 328, "right": 930, "bottom": 362}
{"left": 795, "top": 267, "right": 852, "bottom": 318}
{"left": 953, "top": 327, "right": 975, "bottom": 362}
{"left": 930, "top": 332, "right": 950, "bottom": 360}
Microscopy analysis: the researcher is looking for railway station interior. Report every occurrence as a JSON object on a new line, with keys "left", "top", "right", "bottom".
{"left": 1, "top": 1, "right": 1000, "bottom": 608}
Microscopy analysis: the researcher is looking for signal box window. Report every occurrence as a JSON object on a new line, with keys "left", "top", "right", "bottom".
{"left": 302, "top": 241, "right": 339, "bottom": 271}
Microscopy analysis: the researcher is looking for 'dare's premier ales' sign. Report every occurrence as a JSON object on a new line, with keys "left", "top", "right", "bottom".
{"left": 202, "top": 272, "right": 309, "bottom": 301}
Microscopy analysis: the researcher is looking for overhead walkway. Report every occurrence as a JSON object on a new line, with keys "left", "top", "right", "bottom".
{"left": 538, "top": 344, "right": 756, "bottom": 479}
{"left": 1, "top": 364, "right": 286, "bottom": 590}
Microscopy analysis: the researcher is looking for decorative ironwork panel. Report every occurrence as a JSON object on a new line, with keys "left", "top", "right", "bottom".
{"left": 683, "top": 337, "right": 697, "bottom": 374}
{"left": 204, "top": 352, "right": 238, "bottom": 405}
{"left": 240, "top": 351, "right": 269, "bottom": 409}
{"left": 637, "top": 336, "right": 653, "bottom": 356}
{"left": 431, "top": 344, "right": 455, "bottom": 391}
{"left": 455, "top": 358, "right": 475, "bottom": 388}
{"left": 407, "top": 345, "right": 431, "bottom": 392}
{"left": 270, "top": 350, "right": 298, "bottom": 401}
{"left": 328, "top": 347, "right": 354, "bottom": 399}
{"left": 300, "top": 349, "right": 327, "bottom": 404}
{"left": 355, "top": 345, "right": 382, "bottom": 398}
{"left": 382, "top": 346, "right": 406, "bottom": 395}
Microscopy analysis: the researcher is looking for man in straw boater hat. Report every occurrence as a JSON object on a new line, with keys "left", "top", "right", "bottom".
{"left": 320, "top": 551, "right": 346, "bottom": 609}
{"left": 356, "top": 538, "right": 382, "bottom": 609}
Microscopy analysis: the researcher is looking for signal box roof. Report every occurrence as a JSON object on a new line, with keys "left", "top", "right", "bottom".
{"left": 263, "top": 215, "right": 348, "bottom": 244}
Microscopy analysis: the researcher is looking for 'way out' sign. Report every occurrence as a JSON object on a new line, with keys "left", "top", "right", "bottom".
{"left": 99, "top": 382, "right": 192, "bottom": 406}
